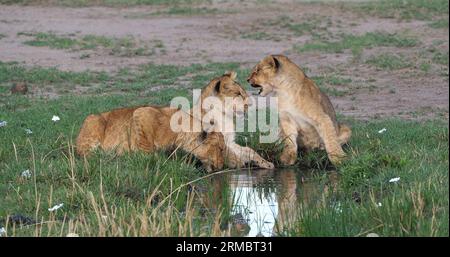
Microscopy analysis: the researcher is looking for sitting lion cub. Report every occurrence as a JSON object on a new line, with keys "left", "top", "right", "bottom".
{"left": 247, "top": 55, "right": 351, "bottom": 165}
{"left": 76, "top": 105, "right": 225, "bottom": 172}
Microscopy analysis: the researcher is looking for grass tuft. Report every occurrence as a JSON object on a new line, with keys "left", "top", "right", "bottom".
{"left": 295, "top": 32, "right": 418, "bottom": 57}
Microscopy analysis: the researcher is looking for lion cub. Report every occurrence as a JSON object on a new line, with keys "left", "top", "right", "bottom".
{"left": 199, "top": 71, "right": 274, "bottom": 170}
{"left": 76, "top": 105, "right": 225, "bottom": 172}
{"left": 247, "top": 55, "right": 351, "bottom": 165}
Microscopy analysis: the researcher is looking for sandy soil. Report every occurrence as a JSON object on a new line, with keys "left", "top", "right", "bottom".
{"left": 0, "top": 1, "right": 448, "bottom": 120}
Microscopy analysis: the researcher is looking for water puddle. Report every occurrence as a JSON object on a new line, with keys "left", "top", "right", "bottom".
{"left": 196, "top": 168, "right": 338, "bottom": 237}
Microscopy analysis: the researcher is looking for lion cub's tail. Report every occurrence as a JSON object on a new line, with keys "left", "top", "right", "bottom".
{"left": 338, "top": 123, "right": 352, "bottom": 145}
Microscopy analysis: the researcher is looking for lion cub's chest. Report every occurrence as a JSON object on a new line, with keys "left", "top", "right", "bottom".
{"left": 278, "top": 97, "right": 312, "bottom": 127}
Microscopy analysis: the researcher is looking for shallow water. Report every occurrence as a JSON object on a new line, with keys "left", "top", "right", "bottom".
{"left": 200, "top": 168, "right": 338, "bottom": 237}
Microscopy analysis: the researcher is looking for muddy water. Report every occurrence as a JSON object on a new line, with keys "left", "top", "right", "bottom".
{"left": 199, "top": 168, "right": 338, "bottom": 237}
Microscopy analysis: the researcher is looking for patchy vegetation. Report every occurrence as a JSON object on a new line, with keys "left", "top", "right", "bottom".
{"left": 295, "top": 32, "right": 418, "bottom": 57}
{"left": 350, "top": 0, "right": 449, "bottom": 20}
{"left": 0, "top": 0, "right": 206, "bottom": 6}
{"left": 366, "top": 54, "right": 412, "bottom": 70}
{"left": 20, "top": 32, "right": 164, "bottom": 57}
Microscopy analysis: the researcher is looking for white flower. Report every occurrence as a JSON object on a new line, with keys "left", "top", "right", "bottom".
{"left": 52, "top": 115, "right": 60, "bottom": 122}
{"left": 21, "top": 169, "right": 32, "bottom": 178}
{"left": 48, "top": 203, "right": 64, "bottom": 212}
{"left": 389, "top": 177, "right": 400, "bottom": 183}
{"left": 378, "top": 128, "right": 387, "bottom": 134}
{"left": 0, "top": 227, "right": 6, "bottom": 236}
{"left": 24, "top": 128, "right": 33, "bottom": 134}
{"left": 377, "top": 202, "right": 382, "bottom": 207}
{"left": 0, "top": 121, "right": 7, "bottom": 127}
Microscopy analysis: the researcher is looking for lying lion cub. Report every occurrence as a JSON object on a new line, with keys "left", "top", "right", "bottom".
{"left": 76, "top": 105, "right": 225, "bottom": 172}
{"left": 248, "top": 55, "right": 351, "bottom": 165}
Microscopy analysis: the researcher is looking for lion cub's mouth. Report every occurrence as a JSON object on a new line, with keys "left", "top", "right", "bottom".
{"left": 250, "top": 84, "right": 263, "bottom": 95}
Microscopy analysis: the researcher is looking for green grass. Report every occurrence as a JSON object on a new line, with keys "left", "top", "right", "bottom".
{"left": 20, "top": 32, "right": 163, "bottom": 57}
{"left": 0, "top": 61, "right": 246, "bottom": 97}
{"left": 295, "top": 32, "right": 418, "bottom": 57}
{"left": 0, "top": 62, "right": 448, "bottom": 236}
{"left": 245, "top": 15, "right": 331, "bottom": 42}
{"left": 428, "top": 19, "right": 449, "bottom": 29}
{"left": 419, "top": 62, "right": 432, "bottom": 73}
{"left": 351, "top": 0, "right": 449, "bottom": 20}
{"left": 288, "top": 120, "right": 449, "bottom": 236}
{"left": 242, "top": 32, "right": 277, "bottom": 41}
{"left": 366, "top": 54, "right": 412, "bottom": 70}
{"left": 432, "top": 51, "right": 449, "bottom": 66}
{"left": 153, "top": 7, "right": 219, "bottom": 16}
{"left": 264, "top": 15, "right": 328, "bottom": 37}
{"left": 23, "top": 32, "right": 77, "bottom": 49}
{"left": 311, "top": 75, "right": 352, "bottom": 97}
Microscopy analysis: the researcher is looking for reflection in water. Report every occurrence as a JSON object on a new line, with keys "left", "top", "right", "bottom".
{"left": 204, "top": 168, "right": 338, "bottom": 237}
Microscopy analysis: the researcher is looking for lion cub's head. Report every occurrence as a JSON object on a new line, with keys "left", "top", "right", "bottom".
{"left": 201, "top": 71, "right": 250, "bottom": 118}
{"left": 248, "top": 55, "right": 301, "bottom": 96}
{"left": 197, "top": 131, "right": 225, "bottom": 172}
{"left": 247, "top": 55, "right": 282, "bottom": 96}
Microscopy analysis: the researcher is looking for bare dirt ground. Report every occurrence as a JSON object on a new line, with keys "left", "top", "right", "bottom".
{"left": 0, "top": 1, "right": 448, "bottom": 120}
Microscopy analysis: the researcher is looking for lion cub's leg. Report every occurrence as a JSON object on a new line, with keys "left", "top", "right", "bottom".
{"left": 279, "top": 115, "right": 299, "bottom": 165}
{"left": 310, "top": 115, "right": 345, "bottom": 165}
{"left": 338, "top": 123, "right": 352, "bottom": 146}
{"left": 225, "top": 148, "right": 245, "bottom": 169}
{"left": 297, "top": 122, "right": 323, "bottom": 151}
{"left": 131, "top": 107, "right": 158, "bottom": 153}
{"left": 76, "top": 114, "right": 107, "bottom": 156}
{"left": 228, "top": 143, "right": 274, "bottom": 169}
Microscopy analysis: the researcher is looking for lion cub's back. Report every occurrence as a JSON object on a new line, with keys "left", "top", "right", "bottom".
{"left": 100, "top": 107, "right": 141, "bottom": 151}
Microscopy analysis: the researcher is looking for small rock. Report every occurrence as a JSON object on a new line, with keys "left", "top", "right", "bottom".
{"left": 0, "top": 121, "right": 7, "bottom": 128}
{"left": 66, "top": 233, "right": 79, "bottom": 237}
{"left": 10, "top": 82, "right": 28, "bottom": 95}
{"left": 352, "top": 192, "right": 361, "bottom": 204}
{"left": 366, "top": 233, "right": 380, "bottom": 237}
{"left": 8, "top": 214, "right": 36, "bottom": 225}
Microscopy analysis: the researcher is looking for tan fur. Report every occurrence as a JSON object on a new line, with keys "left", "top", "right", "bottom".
{"left": 199, "top": 72, "right": 274, "bottom": 169}
{"left": 248, "top": 55, "right": 351, "bottom": 165}
{"left": 76, "top": 105, "right": 225, "bottom": 172}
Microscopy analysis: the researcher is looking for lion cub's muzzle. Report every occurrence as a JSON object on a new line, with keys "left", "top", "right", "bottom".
{"left": 204, "top": 157, "right": 224, "bottom": 173}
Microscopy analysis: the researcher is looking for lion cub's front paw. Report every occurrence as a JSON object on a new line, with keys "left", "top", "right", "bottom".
{"left": 280, "top": 149, "right": 297, "bottom": 166}
{"left": 258, "top": 160, "right": 275, "bottom": 169}
{"left": 328, "top": 151, "right": 346, "bottom": 165}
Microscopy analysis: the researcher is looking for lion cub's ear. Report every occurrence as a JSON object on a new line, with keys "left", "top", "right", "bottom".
{"left": 198, "top": 130, "right": 208, "bottom": 143}
{"left": 214, "top": 80, "right": 221, "bottom": 94}
{"left": 224, "top": 71, "right": 237, "bottom": 80}
{"left": 268, "top": 55, "right": 281, "bottom": 71}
